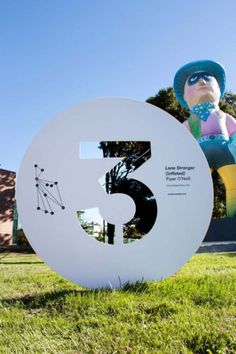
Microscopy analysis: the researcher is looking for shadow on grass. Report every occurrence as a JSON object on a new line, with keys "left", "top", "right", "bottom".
{"left": 223, "top": 252, "right": 236, "bottom": 258}
{"left": 2, "top": 289, "right": 89, "bottom": 310}
{"left": 121, "top": 280, "right": 152, "bottom": 293}
{"left": 0, "top": 250, "right": 37, "bottom": 263}
{"left": 2, "top": 281, "right": 152, "bottom": 310}
{"left": 0, "top": 250, "right": 35, "bottom": 255}
{"left": 0, "top": 261, "right": 44, "bottom": 265}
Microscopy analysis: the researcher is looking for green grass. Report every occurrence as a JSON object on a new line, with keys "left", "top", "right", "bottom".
{"left": 0, "top": 252, "right": 235, "bottom": 354}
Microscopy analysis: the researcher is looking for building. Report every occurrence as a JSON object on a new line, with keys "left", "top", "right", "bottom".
{"left": 0, "top": 168, "right": 17, "bottom": 246}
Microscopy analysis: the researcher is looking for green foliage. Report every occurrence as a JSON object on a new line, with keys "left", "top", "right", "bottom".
{"left": 219, "top": 91, "right": 236, "bottom": 117}
{"left": 0, "top": 252, "right": 235, "bottom": 353}
{"left": 146, "top": 87, "right": 189, "bottom": 123}
{"left": 146, "top": 88, "right": 236, "bottom": 219}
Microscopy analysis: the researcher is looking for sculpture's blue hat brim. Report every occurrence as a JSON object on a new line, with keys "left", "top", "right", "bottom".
{"left": 173, "top": 60, "right": 226, "bottom": 109}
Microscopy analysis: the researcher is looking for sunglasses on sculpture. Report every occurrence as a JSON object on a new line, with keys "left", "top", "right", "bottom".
{"left": 187, "top": 72, "right": 213, "bottom": 86}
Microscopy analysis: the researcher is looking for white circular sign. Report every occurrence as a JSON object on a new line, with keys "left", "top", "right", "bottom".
{"left": 17, "top": 97, "right": 213, "bottom": 288}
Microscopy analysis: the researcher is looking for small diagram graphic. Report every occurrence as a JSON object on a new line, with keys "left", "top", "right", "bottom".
{"left": 34, "top": 164, "right": 65, "bottom": 215}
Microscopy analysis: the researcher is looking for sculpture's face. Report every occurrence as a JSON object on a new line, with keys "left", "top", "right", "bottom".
{"left": 184, "top": 71, "right": 221, "bottom": 108}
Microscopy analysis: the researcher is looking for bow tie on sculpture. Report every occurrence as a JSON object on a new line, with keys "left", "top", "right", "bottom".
{"left": 191, "top": 102, "right": 217, "bottom": 121}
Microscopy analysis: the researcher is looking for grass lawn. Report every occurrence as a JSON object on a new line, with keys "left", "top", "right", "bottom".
{"left": 0, "top": 251, "right": 235, "bottom": 354}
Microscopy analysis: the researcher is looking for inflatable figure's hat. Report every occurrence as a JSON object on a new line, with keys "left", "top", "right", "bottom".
{"left": 173, "top": 60, "right": 226, "bottom": 109}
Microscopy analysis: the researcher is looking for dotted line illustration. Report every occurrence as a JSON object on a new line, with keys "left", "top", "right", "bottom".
{"left": 34, "top": 164, "right": 65, "bottom": 215}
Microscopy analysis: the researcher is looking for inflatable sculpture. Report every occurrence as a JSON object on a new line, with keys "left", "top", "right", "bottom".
{"left": 174, "top": 60, "right": 236, "bottom": 217}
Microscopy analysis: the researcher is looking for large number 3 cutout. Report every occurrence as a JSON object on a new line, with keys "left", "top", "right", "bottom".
{"left": 78, "top": 141, "right": 157, "bottom": 245}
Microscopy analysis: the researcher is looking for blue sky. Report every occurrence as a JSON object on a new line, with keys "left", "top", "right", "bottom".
{"left": 1, "top": 0, "right": 236, "bottom": 172}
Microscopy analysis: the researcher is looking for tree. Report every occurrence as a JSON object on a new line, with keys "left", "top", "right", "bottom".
{"left": 219, "top": 91, "right": 236, "bottom": 117}
{"left": 146, "top": 88, "right": 236, "bottom": 218}
{"left": 146, "top": 87, "right": 189, "bottom": 123}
